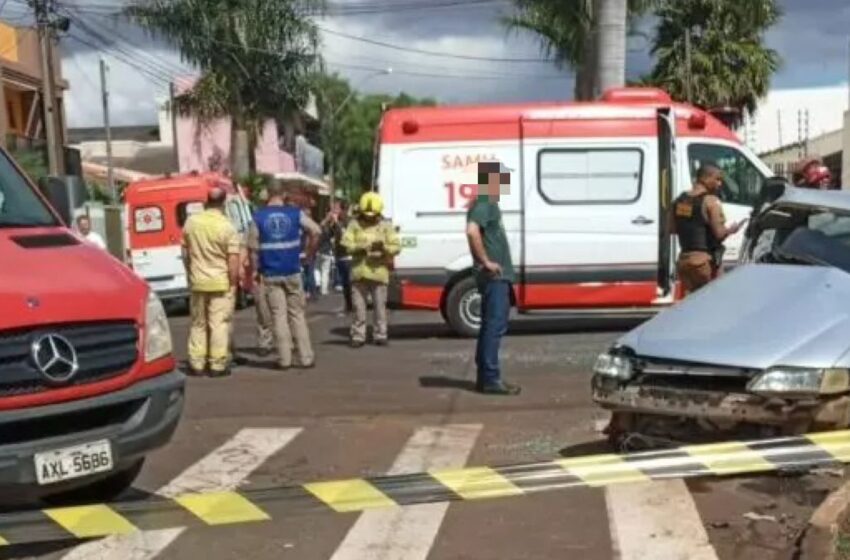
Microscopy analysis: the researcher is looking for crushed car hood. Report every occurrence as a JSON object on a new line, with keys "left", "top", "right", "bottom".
{"left": 619, "top": 264, "right": 850, "bottom": 370}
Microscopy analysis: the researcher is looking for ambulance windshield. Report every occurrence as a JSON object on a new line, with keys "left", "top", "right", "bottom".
{"left": 0, "top": 151, "right": 57, "bottom": 228}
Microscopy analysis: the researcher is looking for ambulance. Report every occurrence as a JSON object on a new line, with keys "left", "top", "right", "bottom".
{"left": 124, "top": 172, "right": 255, "bottom": 307}
{"left": 377, "top": 87, "right": 773, "bottom": 336}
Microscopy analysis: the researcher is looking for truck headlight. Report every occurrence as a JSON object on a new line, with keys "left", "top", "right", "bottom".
{"left": 594, "top": 353, "right": 633, "bottom": 381}
{"left": 747, "top": 368, "right": 850, "bottom": 396}
{"left": 144, "top": 292, "right": 173, "bottom": 362}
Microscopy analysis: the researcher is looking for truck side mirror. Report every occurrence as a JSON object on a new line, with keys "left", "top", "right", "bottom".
{"left": 37, "top": 176, "right": 88, "bottom": 226}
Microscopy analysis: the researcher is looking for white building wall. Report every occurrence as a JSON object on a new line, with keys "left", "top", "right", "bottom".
{"left": 746, "top": 84, "right": 849, "bottom": 154}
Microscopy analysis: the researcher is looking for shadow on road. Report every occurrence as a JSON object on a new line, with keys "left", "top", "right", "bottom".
{"left": 328, "top": 316, "right": 647, "bottom": 341}
{"left": 419, "top": 375, "right": 477, "bottom": 392}
{"left": 558, "top": 439, "right": 613, "bottom": 458}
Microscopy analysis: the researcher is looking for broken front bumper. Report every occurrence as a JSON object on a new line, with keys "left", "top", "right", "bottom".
{"left": 591, "top": 375, "right": 850, "bottom": 432}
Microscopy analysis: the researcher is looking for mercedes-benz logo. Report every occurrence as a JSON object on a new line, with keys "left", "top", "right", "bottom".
{"left": 31, "top": 334, "right": 79, "bottom": 383}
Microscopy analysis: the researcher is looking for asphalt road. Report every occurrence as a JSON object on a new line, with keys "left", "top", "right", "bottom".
{"left": 3, "top": 295, "right": 843, "bottom": 560}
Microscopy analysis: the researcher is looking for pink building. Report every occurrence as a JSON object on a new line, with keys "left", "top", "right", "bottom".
{"left": 172, "top": 77, "right": 296, "bottom": 175}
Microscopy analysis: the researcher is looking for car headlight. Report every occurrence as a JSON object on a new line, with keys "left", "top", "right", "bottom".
{"left": 747, "top": 368, "right": 850, "bottom": 396}
{"left": 594, "top": 353, "right": 634, "bottom": 381}
{"left": 145, "top": 292, "right": 173, "bottom": 362}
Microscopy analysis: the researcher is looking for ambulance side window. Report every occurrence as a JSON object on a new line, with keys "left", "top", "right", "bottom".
{"left": 134, "top": 206, "right": 163, "bottom": 233}
{"left": 177, "top": 201, "right": 204, "bottom": 228}
{"left": 688, "top": 144, "right": 765, "bottom": 206}
{"left": 537, "top": 148, "right": 643, "bottom": 204}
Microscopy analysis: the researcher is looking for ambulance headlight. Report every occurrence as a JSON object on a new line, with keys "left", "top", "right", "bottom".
{"left": 144, "top": 292, "right": 173, "bottom": 362}
{"left": 593, "top": 352, "right": 634, "bottom": 381}
{"left": 747, "top": 368, "right": 850, "bottom": 396}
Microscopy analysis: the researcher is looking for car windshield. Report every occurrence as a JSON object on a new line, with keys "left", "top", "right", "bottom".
{"left": 0, "top": 151, "right": 58, "bottom": 228}
{"left": 757, "top": 210, "right": 850, "bottom": 273}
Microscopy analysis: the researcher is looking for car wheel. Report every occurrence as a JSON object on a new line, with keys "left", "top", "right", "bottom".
{"left": 445, "top": 276, "right": 481, "bottom": 338}
{"left": 42, "top": 459, "right": 144, "bottom": 506}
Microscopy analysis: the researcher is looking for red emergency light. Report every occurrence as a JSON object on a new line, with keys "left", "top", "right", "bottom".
{"left": 402, "top": 120, "right": 419, "bottom": 135}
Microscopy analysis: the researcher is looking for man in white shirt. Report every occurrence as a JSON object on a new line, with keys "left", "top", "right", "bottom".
{"left": 76, "top": 215, "right": 107, "bottom": 250}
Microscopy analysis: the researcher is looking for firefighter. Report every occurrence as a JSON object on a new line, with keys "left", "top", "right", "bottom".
{"left": 249, "top": 182, "right": 321, "bottom": 370}
{"left": 670, "top": 164, "right": 746, "bottom": 295}
{"left": 792, "top": 157, "right": 827, "bottom": 189}
{"left": 341, "top": 191, "right": 401, "bottom": 347}
{"left": 182, "top": 187, "right": 242, "bottom": 377}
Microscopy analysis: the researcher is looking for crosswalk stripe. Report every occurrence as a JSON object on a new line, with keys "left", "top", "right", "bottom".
{"left": 329, "top": 424, "right": 482, "bottom": 560}
{"left": 606, "top": 481, "right": 718, "bottom": 560}
{"left": 58, "top": 427, "right": 302, "bottom": 560}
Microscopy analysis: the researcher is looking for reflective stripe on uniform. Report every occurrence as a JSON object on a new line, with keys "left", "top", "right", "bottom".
{"left": 259, "top": 240, "right": 301, "bottom": 250}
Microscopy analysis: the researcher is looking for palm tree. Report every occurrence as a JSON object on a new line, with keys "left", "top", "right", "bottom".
{"left": 505, "top": 0, "right": 654, "bottom": 100}
{"left": 128, "top": 0, "right": 323, "bottom": 177}
{"left": 595, "top": 0, "right": 628, "bottom": 94}
{"left": 646, "top": 0, "right": 781, "bottom": 123}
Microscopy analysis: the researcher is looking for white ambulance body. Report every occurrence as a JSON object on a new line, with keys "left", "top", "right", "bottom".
{"left": 376, "top": 88, "right": 772, "bottom": 336}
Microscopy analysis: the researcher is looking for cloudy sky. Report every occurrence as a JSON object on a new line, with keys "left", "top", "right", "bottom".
{"left": 3, "top": 0, "right": 847, "bottom": 128}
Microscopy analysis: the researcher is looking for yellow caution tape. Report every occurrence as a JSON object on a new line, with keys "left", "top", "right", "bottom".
{"left": 0, "top": 428, "right": 847, "bottom": 547}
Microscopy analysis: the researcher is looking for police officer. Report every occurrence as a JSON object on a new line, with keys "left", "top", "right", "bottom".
{"left": 249, "top": 181, "right": 321, "bottom": 370}
{"left": 341, "top": 191, "right": 401, "bottom": 347}
{"left": 182, "top": 187, "right": 242, "bottom": 377}
{"left": 670, "top": 164, "right": 745, "bottom": 295}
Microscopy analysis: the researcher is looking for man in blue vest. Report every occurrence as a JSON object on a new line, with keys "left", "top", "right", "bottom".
{"left": 249, "top": 181, "right": 321, "bottom": 370}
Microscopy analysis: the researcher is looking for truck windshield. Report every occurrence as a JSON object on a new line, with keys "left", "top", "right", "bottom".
{"left": 0, "top": 151, "right": 58, "bottom": 228}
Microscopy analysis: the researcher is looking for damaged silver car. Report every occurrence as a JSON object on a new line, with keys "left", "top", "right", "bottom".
{"left": 593, "top": 185, "right": 850, "bottom": 447}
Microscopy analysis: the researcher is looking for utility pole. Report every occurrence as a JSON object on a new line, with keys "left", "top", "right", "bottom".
{"left": 33, "top": 0, "right": 63, "bottom": 176}
{"left": 684, "top": 28, "right": 693, "bottom": 103}
{"left": 169, "top": 81, "right": 179, "bottom": 172}
{"left": 100, "top": 57, "right": 115, "bottom": 201}
{"left": 594, "top": 0, "right": 627, "bottom": 96}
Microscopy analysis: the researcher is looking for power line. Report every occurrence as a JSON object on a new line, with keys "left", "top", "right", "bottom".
{"left": 325, "top": 59, "right": 567, "bottom": 81}
{"left": 322, "top": 47, "right": 567, "bottom": 79}
{"left": 65, "top": 9, "right": 193, "bottom": 77}
{"left": 60, "top": 11, "right": 184, "bottom": 84}
{"left": 65, "top": 33, "right": 171, "bottom": 87}
{"left": 318, "top": 25, "right": 555, "bottom": 63}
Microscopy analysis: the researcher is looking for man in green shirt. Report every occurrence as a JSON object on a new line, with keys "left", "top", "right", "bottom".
{"left": 466, "top": 161, "right": 521, "bottom": 396}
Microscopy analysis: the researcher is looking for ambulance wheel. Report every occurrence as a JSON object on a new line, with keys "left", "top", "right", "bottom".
{"left": 445, "top": 277, "right": 481, "bottom": 338}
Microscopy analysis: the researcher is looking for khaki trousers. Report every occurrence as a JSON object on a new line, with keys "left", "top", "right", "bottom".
{"left": 264, "top": 274, "right": 314, "bottom": 367}
{"left": 254, "top": 281, "right": 274, "bottom": 351}
{"left": 188, "top": 290, "right": 235, "bottom": 372}
{"left": 677, "top": 252, "right": 716, "bottom": 296}
{"left": 351, "top": 280, "right": 388, "bottom": 343}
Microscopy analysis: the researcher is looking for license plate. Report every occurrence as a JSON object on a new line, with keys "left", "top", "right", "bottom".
{"left": 34, "top": 440, "right": 114, "bottom": 485}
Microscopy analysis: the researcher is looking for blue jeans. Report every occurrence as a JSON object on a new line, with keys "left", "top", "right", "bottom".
{"left": 302, "top": 261, "right": 318, "bottom": 296}
{"left": 475, "top": 280, "right": 511, "bottom": 387}
{"left": 335, "top": 258, "right": 353, "bottom": 311}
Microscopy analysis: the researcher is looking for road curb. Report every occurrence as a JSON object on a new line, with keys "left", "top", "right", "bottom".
{"left": 797, "top": 470, "right": 850, "bottom": 560}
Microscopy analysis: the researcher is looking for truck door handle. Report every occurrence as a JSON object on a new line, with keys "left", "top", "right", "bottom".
{"left": 632, "top": 216, "right": 655, "bottom": 225}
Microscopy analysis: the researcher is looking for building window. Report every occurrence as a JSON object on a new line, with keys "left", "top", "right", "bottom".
{"left": 538, "top": 148, "right": 643, "bottom": 204}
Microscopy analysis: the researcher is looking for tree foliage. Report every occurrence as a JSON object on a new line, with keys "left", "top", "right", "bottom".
{"left": 127, "top": 0, "right": 323, "bottom": 175}
{"left": 507, "top": 0, "right": 782, "bottom": 121}
{"left": 645, "top": 0, "right": 781, "bottom": 121}
{"left": 315, "top": 73, "right": 437, "bottom": 201}
{"left": 505, "top": 0, "right": 654, "bottom": 99}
